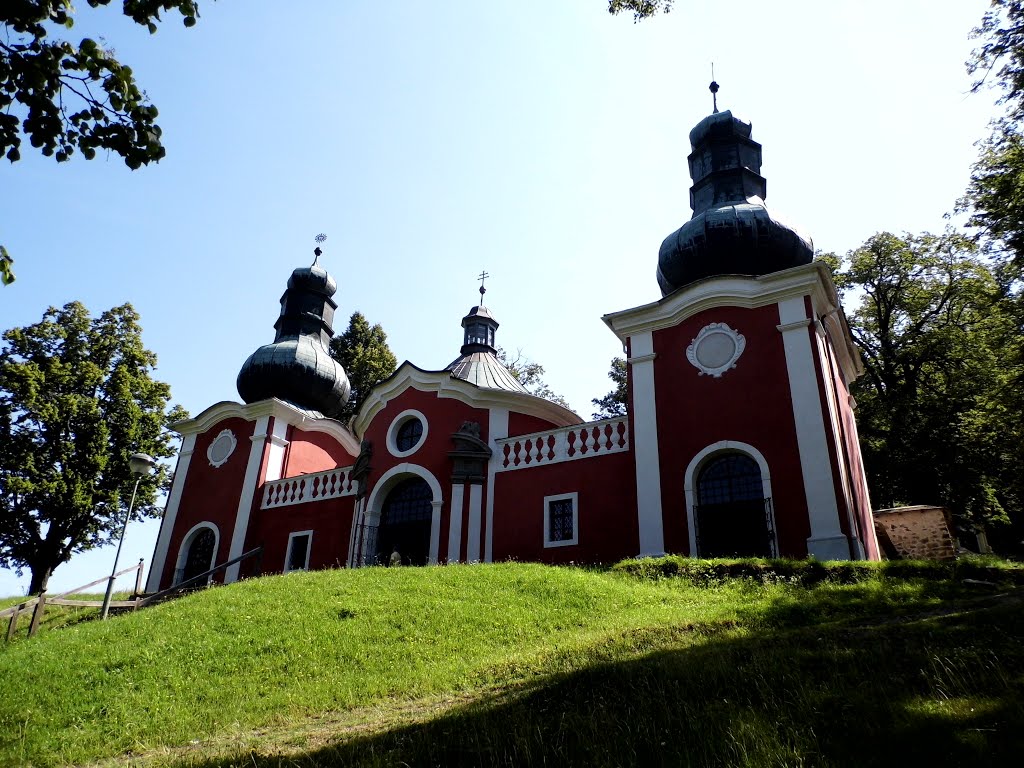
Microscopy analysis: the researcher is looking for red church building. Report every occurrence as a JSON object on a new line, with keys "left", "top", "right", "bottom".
{"left": 146, "top": 107, "right": 879, "bottom": 592}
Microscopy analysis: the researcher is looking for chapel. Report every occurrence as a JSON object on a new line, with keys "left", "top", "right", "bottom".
{"left": 146, "top": 100, "right": 879, "bottom": 591}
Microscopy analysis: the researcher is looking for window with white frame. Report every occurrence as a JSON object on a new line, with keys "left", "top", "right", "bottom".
{"left": 543, "top": 492, "right": 578, "bottom": 548}
{"left": 285, "top": 530, "right": 313, "bottom": 572}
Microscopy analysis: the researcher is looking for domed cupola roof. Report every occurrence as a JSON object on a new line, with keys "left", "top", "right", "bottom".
{"left": 656, "top": 83, "right": 813, "bottom": 296}
{"left": 445, "top": 280, "right": 528, "bottom": 393}
{"left": 236, "top": 243, "right": 351, "bottom": 418}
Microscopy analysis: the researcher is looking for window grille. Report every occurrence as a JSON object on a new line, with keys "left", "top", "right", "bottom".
{"left": 548, "top": 498, "right": 574, "bottom": 543}
{"left": 396, "top": 418, "right": 423, "bottom": 452}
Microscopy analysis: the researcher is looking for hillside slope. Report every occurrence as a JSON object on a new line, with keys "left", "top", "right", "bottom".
{"left": 2, "top": 562, "right": 1023, "bottom": 767}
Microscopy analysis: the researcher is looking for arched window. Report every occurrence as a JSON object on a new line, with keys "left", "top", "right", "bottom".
{"left": 178, "top": 527, "right": 217, "bottom": 584}
{"left": 375, "top": 477, "right": 433, "bottom": 566}
{"left": 694, "top": 453, "right": 774, "bottom": 558}
{"left": 698, "top": 454, "right": 763, "bottom": 506}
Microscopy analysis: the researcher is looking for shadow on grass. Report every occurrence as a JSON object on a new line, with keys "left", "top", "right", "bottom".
{"left": 179, "top": 586, "right": 1024, "bottom": 768}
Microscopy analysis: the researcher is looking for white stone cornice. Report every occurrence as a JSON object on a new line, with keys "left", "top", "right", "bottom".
{"left": 627, "top": 353, "right": 657, "bottom": 365}
{"left": 353, "top": 362, "right": 581, "bottom": 436}
{"left": 171, "top": 398, "right": 359, "bottom": 457}
{"left": 777, "top": 319, "right": 812, "bottom": 333}
{"left": 603, "top": 262, "right": 838, "bottom": 341}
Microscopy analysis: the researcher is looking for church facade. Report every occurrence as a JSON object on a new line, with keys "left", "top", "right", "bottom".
{"left": 146, "top": 107, "right": 879, "bottom": 592}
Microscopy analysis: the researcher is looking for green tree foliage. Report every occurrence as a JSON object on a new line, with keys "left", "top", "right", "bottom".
{"left": 607, "top": 1, "right": 674, "bottom": 21}
{"left": 591, "top": 356, "right": 627, "bottom": 419}
{"left": 1, "top": 1, "right": 206, "bottom": 282}
{"left": 329, "top": 312, "right": 398, "bottom": 425}
{"left": 964, "top": 0, "right": 1024, "bottom": 275}
{"left": 497, "top": 347, "right": 572, "bottom": 410}
{"left": 0, "top": 302, "right": 187, "bottom": 594}
{"left": 829, "top": 232, "right": 1022, "bottom": 540}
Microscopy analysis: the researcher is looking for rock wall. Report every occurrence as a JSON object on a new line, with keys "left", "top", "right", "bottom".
{"left": 873, "top": 506, "right": 956, "bottom": 560}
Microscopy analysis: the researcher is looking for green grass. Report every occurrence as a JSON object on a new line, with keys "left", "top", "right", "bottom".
{"left": 1, "top": 592, "right": 135, "bottom": 645}
{"left": 1, "top": 562, "right": 1022, "bottom": 767}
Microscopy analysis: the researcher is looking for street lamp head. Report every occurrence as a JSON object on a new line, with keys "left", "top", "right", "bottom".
{"left": 128, "top": 453, "right": 157, "bottom": 476}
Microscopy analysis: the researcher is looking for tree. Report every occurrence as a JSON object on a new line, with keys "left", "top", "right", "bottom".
{"left": 962, "top": 0, "right": 1024, "bottom": 276}
{"left": 826, "top": 232, "right": 1021, "bottom": 539}
{"left": 329, "top": 312, "right": 398, "bottom": 425}
{"left": 607, "top": 1, "right": 674, "bottom": 21}
{"left": 1, "top": 1, "right": 206, "bottom": 282}
{"left": 591, "top": 357, "right": 627, "bottom": 419}
{"left": 0, "top": 302, "right": 187, "bottom": 594}
{"left": 497, "top": 347, "right": 571, "bottom": 409}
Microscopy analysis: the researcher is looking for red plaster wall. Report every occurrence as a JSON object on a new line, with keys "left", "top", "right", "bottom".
{"left": 491, "top": 451, "right": 637, "bottom": 564}
{"left": 650, "top": 303, "right": 812, "bottom": 557}
{"left": 249, "top": 496, "right": 358, "bottom": 574}
{"left": 283, "top": 426, "right": 355, "bottom": 476}
{"left": 361, "top": 387, "right": 491, "bottom": 562}
{"left": 158, "top": 417, "right": 255, "bottom": 589}
{"left": 508, "top": 411, "right": 562, "bottom": 437}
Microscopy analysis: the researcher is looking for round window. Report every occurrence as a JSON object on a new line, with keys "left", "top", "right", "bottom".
{"left": 387, "top": 410, "right": 428, "bottom": 457}
{"left": 396, "top": 418, "right": 423, "bottom": 452}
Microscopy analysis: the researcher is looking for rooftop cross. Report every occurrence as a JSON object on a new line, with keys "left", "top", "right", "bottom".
{"left": 710, "top": 63, "right": 719, "bottom": 114}
{"left": 477, "top": 269, "right": 490, "bottom": 302}
{"left": 313, "top": 233, "right": 327, "bottom": 266}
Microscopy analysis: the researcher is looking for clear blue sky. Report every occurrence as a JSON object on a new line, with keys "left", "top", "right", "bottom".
{"left": 0, "top": 0, "right": 998, "bottom": 595}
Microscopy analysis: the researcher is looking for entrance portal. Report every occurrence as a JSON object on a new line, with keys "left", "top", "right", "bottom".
{"left": 694, "top": 454, "right": 775, "bottom": 557}
{"left": 376, "top": 477, "right": 433, "bottom": 566}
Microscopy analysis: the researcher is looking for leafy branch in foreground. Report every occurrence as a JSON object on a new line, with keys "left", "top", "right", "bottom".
{"left": 1, "top": 1, "right": 207, "bottom": 282}
{"left": 607, "top": 1, "right": 674, "bottom": 21}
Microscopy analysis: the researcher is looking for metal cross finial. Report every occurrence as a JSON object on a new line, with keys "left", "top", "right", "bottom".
{"left": 478, "top": 270, "right": 490, "bottom": 301}
{"left": 710, "top": 63, "right": 719, "bottom": 114}
{"left": 313, "top": 233, "right": 327, "bottom": 266}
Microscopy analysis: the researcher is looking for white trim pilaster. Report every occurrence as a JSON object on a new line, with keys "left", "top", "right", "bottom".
{"left": 628, "top": 331, "right": 665, "bottom": 556}
{"left": 262, "top": 419, "right": 290, "bottom": 483}
{"left": 447, "top": 483, "right": 466, "bottom": 563}
{"left": 225, "top": 415, "right": 271, "bottom": 582}
{"left": 484, "top": 407, "right": 508, "bottom": 563}
{"left": 777, "top": 298, "right": 850, "bottom": 560}
{"left": 146, "top": 434, "right": 196, "bottom": 592}
{"left": 428, "top": 500, "right": 443, "bottom": 564}
{"left": 466, "top": 484, "right": 483, "bottom": 562}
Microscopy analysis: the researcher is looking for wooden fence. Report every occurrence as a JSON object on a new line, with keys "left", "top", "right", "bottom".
{"left": 1, "top": 547, "right": 262, "bottom": 642}
{"left": 1, "top": 559, "right": 145, "bottom": 642}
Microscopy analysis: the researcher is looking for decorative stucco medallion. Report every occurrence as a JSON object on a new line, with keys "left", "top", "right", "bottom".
{"left": 686, "top": 323, "right": 746, "bottom": 378}
{"left": 207, "top": 428, "right": 237, "bottom": 468}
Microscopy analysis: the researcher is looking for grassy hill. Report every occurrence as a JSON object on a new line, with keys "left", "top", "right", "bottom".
{"left": 1, "top": 561, "right": 1023, "bottom": 767}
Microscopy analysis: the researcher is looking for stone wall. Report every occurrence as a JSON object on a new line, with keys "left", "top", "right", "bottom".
{"left": 873, "top": 505, "right": 956, "bottom": 560}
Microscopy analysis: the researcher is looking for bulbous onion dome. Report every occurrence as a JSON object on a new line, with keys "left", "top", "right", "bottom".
{"left": 237, "top": 256, "right": 351, "bottom": 418}
{"left": 656, "top": 109, "right": 813, "bottom": 296}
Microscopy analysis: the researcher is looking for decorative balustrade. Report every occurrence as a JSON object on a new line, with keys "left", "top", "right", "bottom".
{"left": 262, "top": 466, "right": 356, "bottom": 509}
{"left": 495, "top": 417, "right": 629, "bottom": 471}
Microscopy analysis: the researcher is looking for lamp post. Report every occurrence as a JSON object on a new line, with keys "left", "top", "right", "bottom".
{"left": 101, "top": 452, "right": 156, "bottom": 620}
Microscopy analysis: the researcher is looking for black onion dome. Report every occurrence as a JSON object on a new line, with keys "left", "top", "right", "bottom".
{"left": 657, "top": 109, "right": 813, "bottom": 296}
{"left": 287, "top": 264, "right": 337, "bottom": 295}
{"left": 237, "top": 258, "right": 351, "bottom": 418}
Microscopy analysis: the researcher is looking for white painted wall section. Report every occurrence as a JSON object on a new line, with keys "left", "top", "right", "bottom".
{"left": 225, "top": 415, "right": 271, "bottom": 582}
{"left": 628, "top": 331, "right": 665, "bottom": 556}
{"left": 145, "top": 433, "right": 197, "bottom": 592}
{"left": 484, "top": 408, "right": 509, "bottom": 563}
{"left": 777, "top": 298, "right": 850, "bottom": 560}
{"left": 447, "top": 483, "right": 466, "bottom": 563}
{"left": 466, "top": 484, "right": 483, "bottom": 562}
